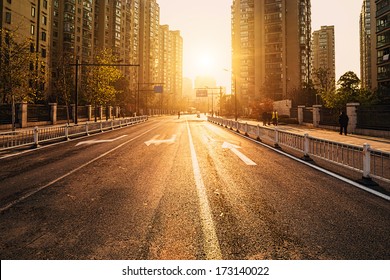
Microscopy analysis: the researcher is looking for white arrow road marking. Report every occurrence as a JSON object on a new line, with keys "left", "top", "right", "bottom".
{"left": 76, "top": 135, "right": 127, "bottom": 146}
{"left": 222, "top": 141, "right": 257, "bottom": 166}
{"left": 144, "top": 134, "right": 177, "bottom": 146}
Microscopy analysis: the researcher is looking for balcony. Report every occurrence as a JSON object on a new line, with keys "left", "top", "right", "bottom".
{"left": 377, "top": 36, "right": 390, "bottom": 48}
{"left": 376, "top": 1, "right": 390, "bottom": 17}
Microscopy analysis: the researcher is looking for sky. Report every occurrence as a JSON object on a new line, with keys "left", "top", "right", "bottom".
{"left": 158, "top": 0, "right": 362, "bottom": 92}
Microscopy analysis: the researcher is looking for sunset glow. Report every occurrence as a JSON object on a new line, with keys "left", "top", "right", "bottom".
{"left": 158, "top": 0, "right": 362, "bottom": 92}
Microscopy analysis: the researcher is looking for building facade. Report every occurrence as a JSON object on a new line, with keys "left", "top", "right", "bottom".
{"left": 94, "top": 0, "right": 140, "bottom": 110}
{"left": 159, "top": 25, "right": 183, "bottom": 110}
{"left": 50, "top": 0, "right": 95, "bottom": 102}
{"left": 360, "top": 0, "right": 377, "bottom": 90}
{"left": 1, "top": 0, "right": 183, "bottom": 112}
{"left": 1, "top": 0, "right": 52, "bottom": 101}
{"left": 231, "top": 0, "right": 311, "bottom": 109}
{"left": 169, "top": 30, "right": 183, "bottom": 108}
{"left": 311, "top": 26, "right": 336, "bottom": 91}
{"left": 376, "top": 0, "right": 390, "bottom": 94}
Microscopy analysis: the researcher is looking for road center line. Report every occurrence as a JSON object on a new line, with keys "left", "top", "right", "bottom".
{"left": 186, "top": 120, "right": 222, "bottom": 260}
{"left": 0, "top": 125, "right": 160, "bottom": 213}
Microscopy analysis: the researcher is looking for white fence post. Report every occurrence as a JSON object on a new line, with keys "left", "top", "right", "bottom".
{"left": 362, "top": 143, "right": 371, "bottom": 179}
{"left": 86, "top": 122, "right": 89, "bottom": 136}
{"left": 256, "top": 124, "right": 261, "bottom": 141}
{"left": 274, "top": 127, "right": 280, "bottom": 149}
{"left": 303, "top": 133, "right": 312, "bottom": 161}
{"left": 33, "top": 127, "right": 39, "bottom": 148}
{"left": 245, "top": 122, "right": 249, "bottom": 136}
{"left": 65, "top": 124, "right": 69, "bottom": 140}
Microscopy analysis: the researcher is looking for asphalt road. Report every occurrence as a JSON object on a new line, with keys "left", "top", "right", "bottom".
{"left": 0, "top": 115, "right": 389, "bottom": 260}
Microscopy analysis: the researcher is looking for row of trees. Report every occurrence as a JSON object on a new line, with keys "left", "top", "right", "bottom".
{"left": 234, "top": 68, "right": 387, "bottom": 119}
{"left": 1, "top": 28, "right": 130, "bottom": 114}
{"left": 293, "top": 68, "right": 386, "bottom": 109}
{"left": 1, "top": 27, "right": 182, "bottom": 120}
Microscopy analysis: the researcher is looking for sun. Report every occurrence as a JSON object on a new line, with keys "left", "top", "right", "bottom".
{"left": 196, "top": 53, "right": 215, "bottom": 74}
{"left": 199, "top": 53, "right": 214, "bottom": 68}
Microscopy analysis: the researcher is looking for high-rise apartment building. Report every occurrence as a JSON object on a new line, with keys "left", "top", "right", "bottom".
{"left": 311, "top": 26, "right": 336, "bottom": 91}
{"left": 159, "top": 25, "right": 171, "bottom": 93}
{"left": 159, "top": 25, "right": 183, "bottom": 109}
{"left": 360, "top": 0, "right": 377, "bottom": 90}
{"left": 1, "top": 0, "right": 51, "bottom": 100}
{"left": 94, "top": 0, "right": 140, "bottom": 101}
{"left": 50, "top": 0, "right": 95, "bottom": 101}
{"left": 139, "top": 0, "right": 160, "bottom": 86}
{"left": 51, "top": 0, "right": 94, "bottom": 63}
{"left": 231, "top": 0, "right": 311, "bottom": 109}
{"left": 360, "top": 0, "right": 390, "bottom": 96}
{"left": 2, "top": 0, "right": 183, "bottom": 111}
{"left": 376, "top": 0, "right": 390, "bottom": 94}
{"left": 169, "top": 30, "right": 183, "bottom": 106}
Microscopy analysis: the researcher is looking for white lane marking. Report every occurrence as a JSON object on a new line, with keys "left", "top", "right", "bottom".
{"left": 144, "top": 134, "right": 176, "bottom": 146}
{"left": 75, "top": 135, "right": 127, "bottom": 146}
{"left": 186, "top": 120, "right": 222, "bottom": 260}
{"left": 0, "top": 126, "right": 159, "bottom": 213}
{"left": 222, "top": 142, "right": 257, "bottom": 166}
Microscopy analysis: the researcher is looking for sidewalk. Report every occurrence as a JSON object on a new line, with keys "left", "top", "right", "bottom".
{"left": 236, "top": 118, "right": 390, "bottom": 153}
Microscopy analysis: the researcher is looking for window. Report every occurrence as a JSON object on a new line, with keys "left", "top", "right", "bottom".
{"left": 30, "top": 24, "right": 35, "bottom": 35}
{"left": 41, "top": 31, "right": 46, "bottom": 41}
{"left": 43, "top": 0, "right": 48, "bottom": 9}
{"left": 41, "top": 48, "right": 47, "bottom": 58}
{"left": 42, "top": 15, "right": 47, "bottom": 25}
{"left": 5, "top": 12, "right": 11, "bottom": 24}
{"left": 31, "top": 6, "right": 36, "bottom": 17}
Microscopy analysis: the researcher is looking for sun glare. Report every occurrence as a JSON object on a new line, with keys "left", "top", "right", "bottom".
{"left": 197, "top": 53, "right": 215, "bottom": 73}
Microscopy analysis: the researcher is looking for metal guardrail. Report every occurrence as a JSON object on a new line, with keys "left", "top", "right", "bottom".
{"left": 208, "top": 116, "right": 390, "bottom": 183}
{"left": 0, "top": 116, "right": 148, "bottom": 151}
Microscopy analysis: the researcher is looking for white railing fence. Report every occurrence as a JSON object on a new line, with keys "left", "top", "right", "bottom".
{"left": 0, "top": 116, "right": 148, "bottom": 151}
{"left": 208, "top": 116, "right": 390, "bottom": 183}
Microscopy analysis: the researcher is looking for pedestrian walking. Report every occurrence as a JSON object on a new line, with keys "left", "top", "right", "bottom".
{"left": 338, "top": 111, "right": 349, "bottom": 135}
{"left": 178, "top": 111, "right": 180, "bottom": 119}
{"left": 262, "top": 111, "right": 268, "bottom": 126}
{"left": 267, "top": 112, "right": 272, "bottom": 126}
{"left": 272, "top": 110, "right": 278, "bottom": 126}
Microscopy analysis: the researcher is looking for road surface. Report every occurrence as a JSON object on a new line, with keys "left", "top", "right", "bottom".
{"left": 0, "top": 115, "right": 389, "bottom": 259}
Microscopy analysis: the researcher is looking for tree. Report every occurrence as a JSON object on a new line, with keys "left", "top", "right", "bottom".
{"left": 323, "top": 71, "right": 364, "bottom": 109}
{"left": 0, "top": 28, "right": 35, "bottom": 104}
{"left": 84, "top": 48, "right": 123, "bottom": 111}
{"left": 114, "top": 76, "right": 134, "bottom": 116}
{"left": 312, "top": 67, "right": 336, "bottom": 100}
{"left": 51, "top": 53, "right": 74, "bottom": 123}
{"left": 0, "top": 27, "right": 38, "bottom": 130}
